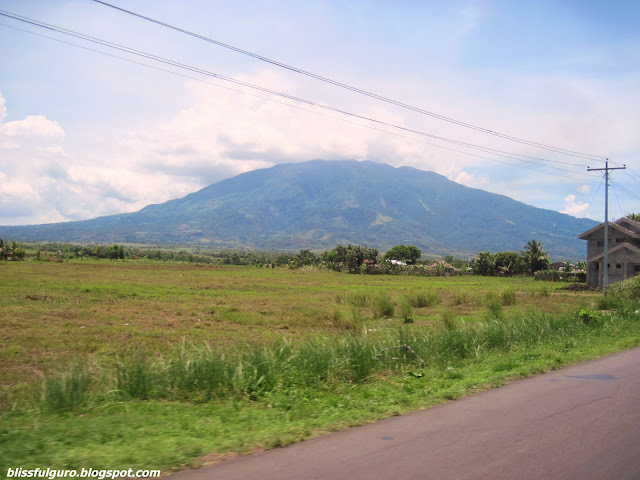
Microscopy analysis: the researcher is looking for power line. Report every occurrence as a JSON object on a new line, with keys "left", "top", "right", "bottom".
{"left": 610, "top": 181, "right": 625, "bottom": 220}
{"left": 0, "top": 10, "right": 599, "bottom": 182}
{"left": 0, "top": 21, "right": 594, "bottom": 184}
{"left": 0, "top": 22, "right": 594, "bottom": 185}
{"left": 613, "top": 181, "right": 640, "bottom": 203}
{"left": 624, "top": 168, "right": 640, "bottom": 185}
{"left": 92, "top": 0, "right": 606, "bottom": 163}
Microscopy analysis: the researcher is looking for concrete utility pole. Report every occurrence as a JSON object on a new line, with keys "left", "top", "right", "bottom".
{"left": 587, "top": 159, "right": 626, "bottom": 294}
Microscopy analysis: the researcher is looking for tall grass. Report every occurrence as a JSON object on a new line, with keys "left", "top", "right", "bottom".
{"left": 409, "top": 290, "right": 441, "bottom": 308}
{"left": 500, "top": 289, "right": 517, "bottom": 306}
{"left": 329, "top": 304, "right": 365, "bottom": 330}
{"left": 42, "top": 364, "right": 92, "bottom": 412}
{"left": 484, "top": 292, "right": 504, "bottom": 319}
{"left": 400, "top": 296, "right": 414, "bottom": 323}
{"left": 372, "top": 291, "right": 395, "bottom": 318}
{"left": 34, "top": 304, "right": 638, "bottom": 413}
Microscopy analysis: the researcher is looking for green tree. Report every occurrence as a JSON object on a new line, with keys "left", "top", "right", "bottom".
{"left": 473, "top": 251, "right": 495, "bottom": 276}
{"left": 520, "top": 239, "right": 549, "bottom": 275}
{"left": 627, "top": 213, "right": 640, "bottom": 222}
{"left": 295, "top": 249, "right": 317, "bottom": 267}
{"left": 494, "top": 251, "right": 525, "bottom": 275}
{"left": 384, "top": 245, "right": 421, "bottom": 265}
{"left": 326, "top": 245, "right": 378, "bottom": 273}
{"left": 344, "top": 247, "right": 363, "bottom": 274}
{"left": 0, "top": 240, "right": 25, "bottom": 261}
{"left": 106, "top": 245, "right": 121, "bottom": 260}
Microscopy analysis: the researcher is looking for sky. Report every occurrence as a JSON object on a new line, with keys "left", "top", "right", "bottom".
{"left": 1, "top": 0, "right": 639, "bottom": 227}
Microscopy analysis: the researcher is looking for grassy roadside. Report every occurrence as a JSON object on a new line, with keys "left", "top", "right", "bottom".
{"left": 2, "top": 298, "right": 639, "bottom": 474}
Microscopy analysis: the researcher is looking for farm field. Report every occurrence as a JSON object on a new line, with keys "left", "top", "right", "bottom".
{"left": 1, "top": 261, "right": 595, "bottom": 388}
{"left": 2, "top": 260, "right": 640, "bottom": 474}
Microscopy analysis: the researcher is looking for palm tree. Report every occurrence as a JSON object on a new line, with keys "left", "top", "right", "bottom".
{"left": 627, "top": 213, "right": 640, "bottom": 222}
{"left": 520, "top": 239, "right": 549, "bottom": 275}
{"left": 564, "top": 260, "right": 574, "bottom": 274}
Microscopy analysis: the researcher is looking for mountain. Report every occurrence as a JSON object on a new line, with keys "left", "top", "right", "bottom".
{"left": 0, "top": 160, "right": 596, "bottom": 258}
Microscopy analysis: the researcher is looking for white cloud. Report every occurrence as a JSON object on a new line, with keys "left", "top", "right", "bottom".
{"left": 560, "top": 194, "right": 589, "bottom": 217}
{"left": 0, "top": 115, "right": 65, "bottom": 144}
{"left": 578, "top": 184, "right": 590, "bottom": 194}
{"left": 452, "top": 170, "right": 489, "bottom": 187}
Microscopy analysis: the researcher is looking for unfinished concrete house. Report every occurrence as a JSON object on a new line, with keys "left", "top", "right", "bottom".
{"left": 579, "top": 217, "right": 640, "bottom": 288}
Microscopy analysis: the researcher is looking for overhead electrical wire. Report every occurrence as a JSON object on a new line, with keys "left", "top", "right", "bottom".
{"left": 610, "top": 181, "right": 625, "bottom": 220}
{"left": 0, "top": 21, "right": 588, "bottom": 184}
{"left": 624, "top": 168, "right": 640, "bottom": 185}
{"left": 0, "top": 23, "right": 581, "bottom": 184}
{"left": 92, "top": 0, "right": 606, "bottom": 163}
{"left": 2, "top": 23, "right": 596, "bottom": 184}
{"left": 612, "top": 181, "right": 640, "bottom": 203}
{"left": 0, "top": 10, "right": 599, "bottom": 182}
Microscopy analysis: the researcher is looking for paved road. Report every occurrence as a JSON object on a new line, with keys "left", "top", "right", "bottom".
{"left": 173, "top": 347, "right": 640, "bottom": 480}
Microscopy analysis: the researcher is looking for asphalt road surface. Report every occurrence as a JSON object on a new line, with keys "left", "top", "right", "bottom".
{"left": 172, "top": 347, "right": 640, "bottom": 480}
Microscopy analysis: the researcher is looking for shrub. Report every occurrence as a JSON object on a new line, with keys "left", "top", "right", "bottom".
{"left": 578, "top": 309, "right": 595, "bottom": 325}
{"left": 608, "top": 275, "right": 640, "bottom": 301}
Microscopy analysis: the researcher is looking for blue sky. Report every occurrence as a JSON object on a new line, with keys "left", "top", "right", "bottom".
{"left": 0, "top": 0, "right": 639, "bottom": 226}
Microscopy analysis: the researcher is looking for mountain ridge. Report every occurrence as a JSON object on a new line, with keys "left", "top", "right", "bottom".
{"left": 0, "top": 160, "right": 596, "bottom": 258}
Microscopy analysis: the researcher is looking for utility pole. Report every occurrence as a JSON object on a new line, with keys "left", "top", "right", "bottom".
{"left": 587, "top": 159, "right": 626, "bottom": 294}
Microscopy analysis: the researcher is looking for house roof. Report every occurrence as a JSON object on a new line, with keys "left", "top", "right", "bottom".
{"left": 588, "top": 242, "right": 640, "bottom": 263}
{"left": 616, "top": 216, "right": 640, "bottom": 231}
{"left": 427, "top": 260, "right": 459, "bottom": 271}
{"left": 579, "top": 221, "right": 640, "bottom": 240}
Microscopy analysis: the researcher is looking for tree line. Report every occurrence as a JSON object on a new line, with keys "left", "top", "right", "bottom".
{"left": 0, "top": 238, "right": 569, "bottom": 279}
{"left": 472, "top": 240, "right": 550, "bottom": 276}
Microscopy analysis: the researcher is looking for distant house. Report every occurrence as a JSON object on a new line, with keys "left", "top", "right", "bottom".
{"left": 550, "top": 261, "right": 567, "bottom": 271}
{"left": 427, "top": 260, "right": 460, "bottom": 276}
{"left": 579, "top": 217, "right": 640, "bottom": 288}
{"left": 389, "top": 259, "right": 407, "bottom": 266}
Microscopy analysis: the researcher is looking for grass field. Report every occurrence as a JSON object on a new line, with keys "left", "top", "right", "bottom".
{"left": 1, "top": 261, "right": 595, "bottom": 388}
{"left": 2, "top": 261, "right": 639, "bottom": 474}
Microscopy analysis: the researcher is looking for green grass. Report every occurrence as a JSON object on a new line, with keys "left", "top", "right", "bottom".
{"left": 2, "top": 261, "right": 638, "bottom": 475}
{"left": 2, "top": 310, "right": 640, "bottom": 473}
{"left": 1, "top": 262, "right": 594, "bottom": 390}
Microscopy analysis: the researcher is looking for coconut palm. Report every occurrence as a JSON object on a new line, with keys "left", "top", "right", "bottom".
{"left": 520, "top": 239, "right": 549, "bottom": 275}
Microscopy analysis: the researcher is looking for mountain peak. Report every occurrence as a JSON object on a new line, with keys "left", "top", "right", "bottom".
{"left": 0, "top": 160, "right": 595, "bottom": 258}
